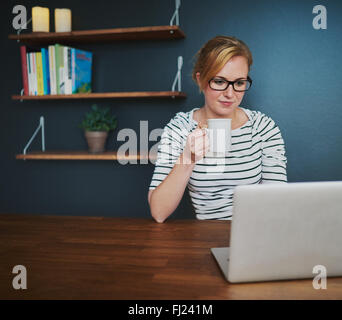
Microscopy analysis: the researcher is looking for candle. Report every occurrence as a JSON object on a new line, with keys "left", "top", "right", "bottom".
{"left": 55, "top": 8, "right": 72, "bottom": 32}
{"left": 32, "top": 6, "right": 50, "bottom": 32}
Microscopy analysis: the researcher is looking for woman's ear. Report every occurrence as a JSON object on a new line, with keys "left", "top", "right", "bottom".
{"left": 195, "top": 72, "right": 203, "bottom": 92}
{"left": 195, "top": 72, "right": 201, "bottom": 84}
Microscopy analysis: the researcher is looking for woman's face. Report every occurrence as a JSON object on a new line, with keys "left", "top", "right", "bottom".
{"left": 199, "top": 55, "right": 249, "bottom": 118}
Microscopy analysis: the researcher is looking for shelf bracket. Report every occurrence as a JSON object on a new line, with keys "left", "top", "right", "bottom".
{"left": 170, "top": 0, "right": 181, "bottom": 27}
{"left": 171, "top": 56, "right": 183, "bottom": 93}
{"left": 23, "top": 116, "right": 46, "bottom": 156}
{"left": 16, "top": 16, "right": 32, "bottom": 43}
{"left": 20, "top": 88, "right": 24, "bottom": 102}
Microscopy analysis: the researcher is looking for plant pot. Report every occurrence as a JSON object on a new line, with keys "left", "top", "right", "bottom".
{"left": 84, "top": 131, "right": 108, "bottom": 153}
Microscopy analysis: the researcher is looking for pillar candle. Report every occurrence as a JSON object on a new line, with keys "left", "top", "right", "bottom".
{"left": 55, "top": 8, "right": 72, "bottom": 32}
{"left": 32, "top": 6, "right": 50, "bottom": 32}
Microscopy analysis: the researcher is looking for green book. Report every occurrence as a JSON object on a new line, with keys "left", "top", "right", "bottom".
{"left": 54, "top": 44, "right": 65, "bottom": 94}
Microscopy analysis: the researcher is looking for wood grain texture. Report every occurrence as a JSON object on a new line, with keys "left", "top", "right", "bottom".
{"left": 0, "top": 214, "right": 341, "bottom": 300}
{"left": 8, "top": 25, "right": 186, "bottom": 45}
{"left": 15, "top": 151, "right": 157, "bottom": 161}
{"left": 12, "top": 91, "right": 187, "bottom": 100}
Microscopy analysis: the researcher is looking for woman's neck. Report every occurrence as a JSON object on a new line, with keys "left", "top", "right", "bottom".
{"left": 199, "top": 106, "right": 239, "bottom": 126}
{"left": 195, "top": 106, "right": 248, "bottom": 130}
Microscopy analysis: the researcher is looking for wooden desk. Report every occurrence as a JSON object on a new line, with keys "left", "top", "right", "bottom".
{"left": 0, "top": 214, "right": 341, "bottom": 300}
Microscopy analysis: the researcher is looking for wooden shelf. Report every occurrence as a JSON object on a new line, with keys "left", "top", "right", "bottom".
{"left": 8, "top": 25, "right": 185, "bottom": 45}
{"left": 12, "top": 91, "right": 186, "bottom": 100}
{"left": 16, "top": 151, "right": 157, "bottom": 161}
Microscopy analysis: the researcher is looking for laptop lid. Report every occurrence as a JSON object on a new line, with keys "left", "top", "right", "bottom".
{"left": 227, "top": 181, "right": 342, "bottom": 283}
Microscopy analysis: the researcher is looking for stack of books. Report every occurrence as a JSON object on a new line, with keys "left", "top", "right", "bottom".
{"left": 20, "top": 44, "right": 93, "bottom": 96}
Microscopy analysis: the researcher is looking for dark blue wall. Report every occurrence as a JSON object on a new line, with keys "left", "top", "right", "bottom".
{"left": 1, "top": 0, "right": 341, "bottom": 219}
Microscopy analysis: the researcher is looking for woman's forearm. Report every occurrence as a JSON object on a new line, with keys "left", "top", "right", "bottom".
{"left": 149, "top": 153, "right": 195, "bottom": 223}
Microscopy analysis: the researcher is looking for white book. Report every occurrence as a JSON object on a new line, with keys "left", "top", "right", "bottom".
{"left": 52, "top": 46, "right": 57, "bottom": 95}
{"left": 71, "top": 48, "right": 75, "bottom": 93}
{"left": 63, "top": 46, "right": 72, "bottom": 94}
{"left": 32, "top": 53, "right": 37, "bottom": 96}
{"left": 48, "top": 45, "right": 57, "bottom": 95}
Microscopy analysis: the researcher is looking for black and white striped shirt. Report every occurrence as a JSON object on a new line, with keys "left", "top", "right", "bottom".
{"left": 149, "top": 107, "right": 287, "bottom": 220}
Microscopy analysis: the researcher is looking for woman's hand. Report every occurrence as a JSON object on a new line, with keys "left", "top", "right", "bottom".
{"left": 180, "top": 123, "right": 210, "bottom": 164}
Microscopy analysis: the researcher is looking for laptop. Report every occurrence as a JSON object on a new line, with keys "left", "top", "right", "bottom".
{"left": 211, "top": 181, "right": 342, "bottom": 283}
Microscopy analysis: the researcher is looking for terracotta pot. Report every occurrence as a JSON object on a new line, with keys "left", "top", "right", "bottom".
{"left": 84, "top": 131, "right": 108, "bottom": 153}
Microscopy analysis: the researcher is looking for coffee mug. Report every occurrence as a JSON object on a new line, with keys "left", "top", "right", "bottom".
{"left": 206, "top": 119, "right": 231, "bottom": 156}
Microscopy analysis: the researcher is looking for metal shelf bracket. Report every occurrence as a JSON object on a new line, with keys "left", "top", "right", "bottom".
{"left": 16, "top": 16, "right": 32, "bottom": 43}
{"left": 171, "top": 56, "right": 183, "bottom": 93}
{"left": 23, "top": 116, "right": 46, "bottom": 157}
{"left": 20, "top": 88, "right": 24, "bottom": 102}
{"left": 170, "top": 0, "right": 181, "bottom": 27}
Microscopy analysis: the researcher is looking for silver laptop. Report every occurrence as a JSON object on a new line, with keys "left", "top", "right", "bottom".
{"left": 211, "top": 181, "right": 342, "bottom": 283}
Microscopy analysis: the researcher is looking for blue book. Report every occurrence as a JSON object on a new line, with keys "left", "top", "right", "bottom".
{"left": 71, "top": 48, "right": 92, "bottom": 94}
{"left": 41, "top": 48, "right": 50, "bottom": 95}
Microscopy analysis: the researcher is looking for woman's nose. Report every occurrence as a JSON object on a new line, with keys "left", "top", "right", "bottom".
{"left": 223, "top": 83, "right": 235, "bottom": 97}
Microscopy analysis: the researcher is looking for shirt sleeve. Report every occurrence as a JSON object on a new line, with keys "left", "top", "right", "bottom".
{"left": 149, "top": 117, "right": 187, "bottom": 190}
{"left": 259, "top": 116, "right": 287, "bottom": 183}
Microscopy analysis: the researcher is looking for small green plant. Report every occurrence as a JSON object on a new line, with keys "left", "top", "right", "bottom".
{"left": 79, "top": 104, "right": 117, "bottom": 132}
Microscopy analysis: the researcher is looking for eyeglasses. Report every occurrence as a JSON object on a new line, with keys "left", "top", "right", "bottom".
{"left": 208, "top": 76, "right": 252, "bottom": 92}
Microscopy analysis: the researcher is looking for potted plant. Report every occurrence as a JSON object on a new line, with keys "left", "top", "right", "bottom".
{"left": 79, "top": 104, "right": 117, "bottom": 153}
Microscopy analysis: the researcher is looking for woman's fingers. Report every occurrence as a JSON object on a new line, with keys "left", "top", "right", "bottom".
{"left": 191, "top": 133, "right": 209, "bottom": 148}
{"left": 184, "top": 126, "right": 210, "bottom": 163}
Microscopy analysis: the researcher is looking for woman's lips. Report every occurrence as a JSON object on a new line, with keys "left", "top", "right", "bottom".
{"left": 219, "top": 101, "right": 233, "bottom": 107}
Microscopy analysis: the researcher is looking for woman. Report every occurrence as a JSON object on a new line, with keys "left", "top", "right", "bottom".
{"left": 148, "top": 36, "right": 287, "bottom": 222}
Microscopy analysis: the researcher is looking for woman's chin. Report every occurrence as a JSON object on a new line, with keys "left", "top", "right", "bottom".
{"left": 205, "top": 103, "right": 238, "bottom": 118}
{"left": 215, "top": 105, "right": 236, "bottom": 117}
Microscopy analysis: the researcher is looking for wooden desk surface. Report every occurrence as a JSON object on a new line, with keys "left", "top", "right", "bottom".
{"left": 0, "top": 213, "right": 341, "bottom": 300}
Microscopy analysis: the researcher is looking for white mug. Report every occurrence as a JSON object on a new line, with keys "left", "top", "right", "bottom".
{"left": 206, "top": 119, "right": 231, "bottom": 156}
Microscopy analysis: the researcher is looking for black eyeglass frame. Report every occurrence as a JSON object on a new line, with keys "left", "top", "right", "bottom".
{"left": 208, "top": 76, "right": 253, "bottom": 92}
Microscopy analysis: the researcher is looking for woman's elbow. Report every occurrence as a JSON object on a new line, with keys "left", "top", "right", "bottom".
{"left": 150, "top": 205, "right": 166, "bottom": 223}
{"left": 150, "top": 203, "right": 167, "bottom": 223}
{"left": 148, "top": 190, "right": 165, "bottom": 223}
{"left": 152, "top": 213, "right": 166, "bottom": 223}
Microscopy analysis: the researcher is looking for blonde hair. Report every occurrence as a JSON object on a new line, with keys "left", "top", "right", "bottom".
{"left": 192, "top": 36, "right": 253, "bottom": 91}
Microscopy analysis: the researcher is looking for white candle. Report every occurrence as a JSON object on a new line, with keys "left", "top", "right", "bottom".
{"left": 55, "top": 8, "right": 72, "bottom": 32}
{"left": 32, "top": 6, "right": 50, "bottom": 32}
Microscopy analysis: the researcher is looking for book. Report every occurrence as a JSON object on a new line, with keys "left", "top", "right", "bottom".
{"left": 63, "top": 46, "right": 72, "bottom": 94}
{"left": 41, "top": 48, "right": 50, "bottom": 95}
{"left": 31, "top": 53, "right": 37, "bottom": 96}
{"left": 24, "top": 47, "right": 42, "bottom": 96}
{"left": 36, "top": 52, "right": 44, "bottom": 96}
{"left": 20, "top": 46, "right": 29, "bottom": 96}
{"left": 72, "top": 48, "right": 92, "bottom": 94}
{"left": 71, "top": 49, "right": 75, "bottom": 93}
{"left": 21, "top": 45, "right": 93, "bottom": 96}
{"left": 26, "top": 53, "right": 33, "bottom": 95}
{"left": 55, "top": 44, "right": 65, "bottom": 94}
{"left": 48, "top": 45, "right": 57, "bottom": 95}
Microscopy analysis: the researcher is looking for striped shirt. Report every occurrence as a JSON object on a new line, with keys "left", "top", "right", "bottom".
{"left": 149, "top": 107, "right": 287, "bottom": 220}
